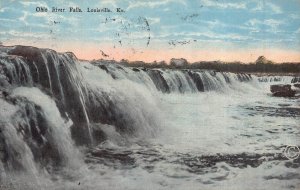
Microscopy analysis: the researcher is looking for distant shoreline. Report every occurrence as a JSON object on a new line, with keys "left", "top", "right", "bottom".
{"left": 1, "top": 44, "right": 299, "bottom": 74}
{"left": 246, "top": 72, "right": 300, "bottom": 76}
{"left": 95, "top": 59, "right": 300, "bottom": 74}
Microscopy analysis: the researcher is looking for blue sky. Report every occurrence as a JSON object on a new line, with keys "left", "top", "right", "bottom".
{"left": 0, "top": 0, "right": 300, "bottom": 62}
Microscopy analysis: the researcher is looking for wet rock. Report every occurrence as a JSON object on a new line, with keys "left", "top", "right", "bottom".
{"left": 270, "top": 84, "right": 291, "bottom": 93}
{"left": 272, "top": 91, "right": 296, "bottom": 97}
{"left": 291, "top": 77, "right": 300, "bottom": 83}
{"left": 98, "top": 64, "right": 109, "bottom": 73}
{"left": 294, "top": 83, "right": 300, "bottom": 88}
{"left": 187, "top": 71, "right": 204, "bottom": 92}
{"left": 0, "top": 90, "right": 9, "bottom": 98}
{"left": 270, "top": 84, "right": 296, "bottom": 97}
{"left": 146, "top": 70, "right": 170, "bottom": 93}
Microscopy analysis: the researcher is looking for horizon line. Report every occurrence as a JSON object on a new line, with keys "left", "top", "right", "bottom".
{"left": 2, "top": 44, "right": 300, "bottom": 64}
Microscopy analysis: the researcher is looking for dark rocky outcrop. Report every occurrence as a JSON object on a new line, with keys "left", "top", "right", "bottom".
{"left": 146, "top": 69, "right": 170, "bottom": 93}
{"left": 0, "top": 96, "right": 64, "bottom": 170}
{"left": 6, "top": 46, "right": 92, "bottom": 145}
{"left": 187, "top": 71, "right": 204, "bottom": 91}
{"left": 291, "top": 77, "right": 300, "bottom": 83}
{"left": 1, "top": 46, "right": 163, "bottom": 147}
{"left": 294, "top": 83, "right": 300, "bottom": 88}
{"left": 270, "top": 84, "right": 296, "bottom": 97}
{"left": 132, "top": 68, "right": 140, "bottom": 72}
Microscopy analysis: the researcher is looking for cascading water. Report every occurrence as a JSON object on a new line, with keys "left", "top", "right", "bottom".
{"left": 92, "top": 61, "right": 253, "bottom": 94}
{"left": 0, "top": 46, "right": 299, "bottom": 190}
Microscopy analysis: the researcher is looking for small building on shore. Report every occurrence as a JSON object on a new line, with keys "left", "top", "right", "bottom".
{"left": 170, "top": 58, "right": 188, "bottom": 67}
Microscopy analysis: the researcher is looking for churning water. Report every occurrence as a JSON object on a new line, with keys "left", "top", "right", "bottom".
{"left": 0, "top": 46, "right": 299, "bottom": 190}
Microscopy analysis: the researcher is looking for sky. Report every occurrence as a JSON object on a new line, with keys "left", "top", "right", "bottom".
{"left": 0, "top": 0, "right": 300, "bottom": 63}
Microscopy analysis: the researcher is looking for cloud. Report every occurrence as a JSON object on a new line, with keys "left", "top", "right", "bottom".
{"left": 264, "top": 19, "right": 283, "bottom": 29}
{"left": 0, "top": 7, "right": 9, "bottom": 13}
{"left": 201, "top": 19, "right": 223, "bottom": 29}
{"left": 28, "top": 9, "right": 81, "bottom": 28}
{"left": 127, "top": 0, "right": 186, "bottom": 10}
{"left": 245, "top": 18, "right": 287, "bottom": 35}
{"left": 147, "top": 17, "right": 160, "bottom": 25}
{"left": 18, "top": 11, "right": 29, "bottom": 25}
{"left": 156, "top": 30, "right": 250, "bottom": 41}
{"left": 247, "top": 18, "right": 283, "bottom": 30}
{"left": 201, "top": 0, "right": 246, "bottom": 9}
{"left": 289, "top": 14, "right": 300, "bottom": 19}
{"left": 268, "top": 3, "right": 282, "bottom": 14}
{"left": 20, "top": 1, "right": 48, "bottom": 8}
{"left": 4, "top": 30, "right": 49, "bottom": 39}
{"left": 98, "top": 0, "right": 119, "bottom": 8}
{"left": 196, "top": 19, "right": 258, "bottom": 33}
{"left": 251, "top": 1, "right": 282, "bottom": 14}
{"left": 0, "top": 18, "right": 17, "bottom": 22}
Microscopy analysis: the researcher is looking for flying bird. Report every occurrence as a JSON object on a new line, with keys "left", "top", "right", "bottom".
{"left": 100, "top": 50, "right": 109, "bottom": 57}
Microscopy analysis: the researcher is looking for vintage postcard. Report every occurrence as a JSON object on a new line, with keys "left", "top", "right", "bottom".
{"left": 0, "top": 0, "right": 299, "bottom": 189}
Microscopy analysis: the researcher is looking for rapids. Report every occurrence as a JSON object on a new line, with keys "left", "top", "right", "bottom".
{"left": 0, "top": 46, "right": 299, "bottom": 190}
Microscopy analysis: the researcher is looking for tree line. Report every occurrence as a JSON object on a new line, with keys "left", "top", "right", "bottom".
{"left": 99, "top": 56, "right": 300, "bottom": 73}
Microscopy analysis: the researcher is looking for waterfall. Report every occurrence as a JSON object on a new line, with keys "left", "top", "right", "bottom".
{"left": 1, "top": 45, "right": 288, "bottom": 186}
{"left": 257, "top": 75, "right": 296, "bottom": 83}
{"left": 0, "top": 46, "right": 163, "bottom": 179}
{"left": 94, "top": 62, "right": 253, "bottom": 94}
